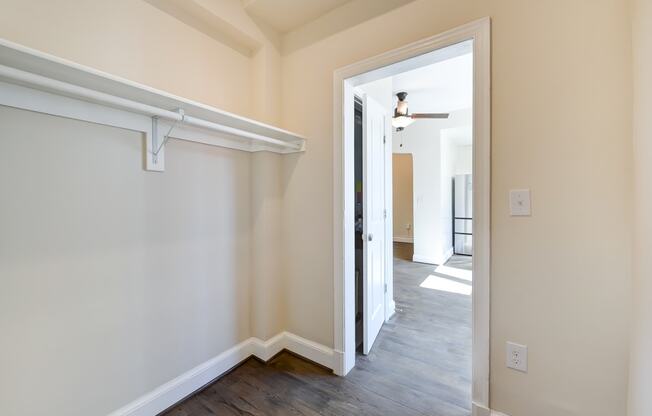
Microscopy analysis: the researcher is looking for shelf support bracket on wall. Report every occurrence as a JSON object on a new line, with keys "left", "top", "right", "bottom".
{"left": 146, "top": 116, "right": 164, "bottom": 172}
{"left": 146, "top": 109, "right": 184, "bottom": 172}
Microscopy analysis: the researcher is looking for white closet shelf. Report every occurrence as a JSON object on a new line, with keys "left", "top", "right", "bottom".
{"left": 0, "top": 38, "right": 306, "bottom": 171}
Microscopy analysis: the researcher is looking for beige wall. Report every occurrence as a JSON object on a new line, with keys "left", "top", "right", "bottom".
{"left": 392, "top": 154, "right": 414, "bottom": 240}
{"left": 0, "top": 0, "right": 286, "bottom": 414}
{"left": 250, "top": 151, "right": 286, "bottom": 340}
{"left": 281, "top": 1, "right": 632, "bottom": 415}
{"left": 0, "top": 0, "right": 252, "bottom": 116}
{"left": 0, "top": 107, "right": 252, "bottom": 415}
{"left": 0, "top": 1, "right": 639, "bottom": 415}
{"left": 629, "top": 0, "right": 652, "bottom": 415}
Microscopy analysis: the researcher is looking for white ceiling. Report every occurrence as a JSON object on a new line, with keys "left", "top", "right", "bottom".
{"left": 146, "top": 0, "right": 416, "bottom": 55}
{"left": 242, "top": 0, "right": 351, "bottom": 33}
{"left": 392, "top": 52, "right": 473, "bottom": 114}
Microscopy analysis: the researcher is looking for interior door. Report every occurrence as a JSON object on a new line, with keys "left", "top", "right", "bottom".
{"left": 362, "top": 95, "right": 387, "bottom": 354}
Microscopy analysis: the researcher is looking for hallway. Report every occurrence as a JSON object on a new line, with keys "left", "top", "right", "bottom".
{"left": 363, "top": 254, "right": 472, "bottom": 414}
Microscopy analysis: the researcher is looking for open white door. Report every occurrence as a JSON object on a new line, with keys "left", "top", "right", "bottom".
{"left": 362, "top": 95, "right": 387, "bottom": 354}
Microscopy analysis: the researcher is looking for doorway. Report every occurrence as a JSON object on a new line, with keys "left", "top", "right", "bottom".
{"left": 352, "top": 46, "right": 475, "bottom": 412}
{"left": 392, "top": 153, "right": 414, "bottom": 260}
{"left": 333, "top": 18, "right": 491, "bottom": 415}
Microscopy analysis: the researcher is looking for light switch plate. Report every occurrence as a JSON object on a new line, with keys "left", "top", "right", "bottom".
{"left": 506, "top": 342, "right": 528, "bottom": 372}
{"left": 509, "top": 189, "right": 531, "bottom": 216}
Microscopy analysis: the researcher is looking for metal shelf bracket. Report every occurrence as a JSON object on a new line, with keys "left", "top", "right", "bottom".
{"left": 147, "top": 109, "right": 185, "bottom": 172}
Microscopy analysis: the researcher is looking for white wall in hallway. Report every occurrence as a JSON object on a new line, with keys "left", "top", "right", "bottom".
{"left": 455, "top": 144, "right": 473, "bottom": 175}
{"left": 393, "top": 109, "right": 472, "bottom": 264}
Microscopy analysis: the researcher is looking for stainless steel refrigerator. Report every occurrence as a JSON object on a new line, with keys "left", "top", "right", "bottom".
{"left": 453, "top": 174, "right": 473, "bottom": 256}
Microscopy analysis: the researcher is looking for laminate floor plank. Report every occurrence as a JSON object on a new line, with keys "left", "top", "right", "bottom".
{"left": 266, "top": 354, "right": 426, "bottom": 416}
{"left": 161, "top": 254, "right": 472, "bottom": 416}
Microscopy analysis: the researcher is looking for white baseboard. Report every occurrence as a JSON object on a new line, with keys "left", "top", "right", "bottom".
{"left": 412, "top": 254, "right": 439, "bottom": 264}
{"left": 283, "top": 332, "right": 334, "bottom": 369}
{"left": 473, "top": 403, "right": 491, "bottom": 416}
{"left": 393, "top": 236, "right": 413, "bottom": 243}
{"left": 331, "top": 349, "right": 347, "bottom": 376}
{"left": 413, "top": 248, "right": 454, "bottom": 266}
{"left": 108, "top": 332, "right": 334, "bottom": 416}
{"left": 472, "top": 402, "right": 510, "bottom": 416}
{"left": 249, "top": 332, "right": 286, "bottom": 362}
{"left": 107, "top": 339, "right": 252, "bottom": 416}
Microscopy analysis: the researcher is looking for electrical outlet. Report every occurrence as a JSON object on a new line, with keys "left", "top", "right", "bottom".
{"left": 509, "top": 189, "right": 531, "bottom": 216}
{"left": 506, "top": 342, "right": 528, "bottom": 372}
{"left": 406, "top": 223, "right": 411, "bottom": 230}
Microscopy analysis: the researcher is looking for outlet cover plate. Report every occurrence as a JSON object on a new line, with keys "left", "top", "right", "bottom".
{"left": 509, "top": 189, "right": 531, "bottom": 216}
{"left": 506, "top": 341, "right": 528, "bottom": 372}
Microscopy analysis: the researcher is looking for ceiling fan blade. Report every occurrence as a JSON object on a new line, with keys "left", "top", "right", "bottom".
{"left": 411, "top": 113, "right": 450, "bottom": 119}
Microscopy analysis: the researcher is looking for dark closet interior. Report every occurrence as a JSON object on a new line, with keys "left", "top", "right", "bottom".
{"left": 354, "top": 97, "right": 363, "bottom": 351}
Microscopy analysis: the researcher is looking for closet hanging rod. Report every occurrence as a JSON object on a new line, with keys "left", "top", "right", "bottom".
{"left": 0, "top": 63, "right": 302, "bottom": 151}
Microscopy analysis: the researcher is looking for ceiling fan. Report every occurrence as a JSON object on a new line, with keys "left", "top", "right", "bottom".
{"left": 392, "top": 92, "right": 449, "bottom": 131}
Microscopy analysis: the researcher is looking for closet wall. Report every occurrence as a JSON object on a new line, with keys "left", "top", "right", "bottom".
{"left": 0, "top": 0, "right": 285, "bottom": 414}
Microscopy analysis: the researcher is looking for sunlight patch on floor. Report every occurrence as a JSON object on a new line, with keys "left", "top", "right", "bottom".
{"left": 435, "top": 264, "right": 472, "bottom": 282}
{"left": 419, "top": 275, "right": 472, "bottom": 295}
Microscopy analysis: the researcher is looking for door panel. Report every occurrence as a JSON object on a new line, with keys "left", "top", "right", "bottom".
{"left": 363, "top": 96, "right": 387, "bottom": 354}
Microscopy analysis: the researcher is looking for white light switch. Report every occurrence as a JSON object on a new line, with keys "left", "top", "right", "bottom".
{"left": 509, "top": 189, "right": 531, "bottom": 216}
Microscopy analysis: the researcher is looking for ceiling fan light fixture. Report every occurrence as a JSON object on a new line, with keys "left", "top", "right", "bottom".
{"left": 393, "top": 91, "right": 412, "bottom": 129}
{"left": 392, "top": 115, "right": 414, "bottom": 129}
{"left": 395, "top": 100, "right": 409, "bottom": 116}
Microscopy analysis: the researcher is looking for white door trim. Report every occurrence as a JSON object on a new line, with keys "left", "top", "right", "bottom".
{"left": 332, "top": 17, "right": 491, "bottom": 412}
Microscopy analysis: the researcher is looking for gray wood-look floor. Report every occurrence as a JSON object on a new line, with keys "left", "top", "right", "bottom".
{"left": 161, "top": 246, "right": 472, "bottom": 416}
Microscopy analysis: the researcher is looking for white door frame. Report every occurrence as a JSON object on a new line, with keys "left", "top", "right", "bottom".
{"left": 332, "top": 17, "right": 491, "bottom": 415}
